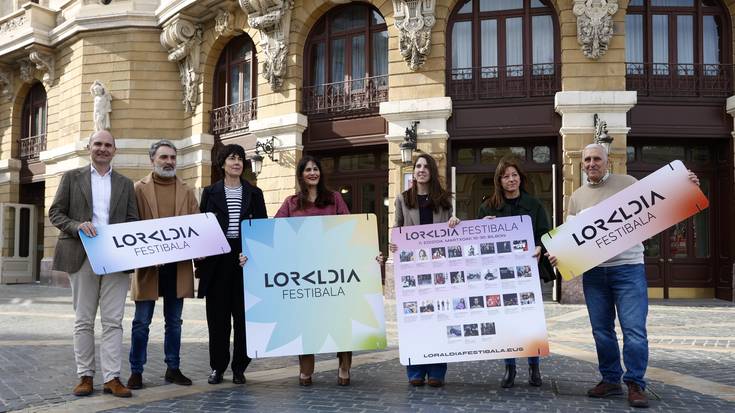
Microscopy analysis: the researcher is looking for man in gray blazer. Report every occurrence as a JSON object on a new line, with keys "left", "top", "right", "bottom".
{"left": 49, "top": 130, "right": 138, "bottom": 398}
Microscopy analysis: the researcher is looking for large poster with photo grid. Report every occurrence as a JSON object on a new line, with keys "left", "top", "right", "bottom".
{"left": 392, "top": 216, "right": 550, "bottom": 365}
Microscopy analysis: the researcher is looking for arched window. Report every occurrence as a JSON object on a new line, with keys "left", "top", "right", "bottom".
{"left": 211, "top": 34, "right": 257, "bottom": 135}
{"left": 447, "top": 0, "right": 559, "bottom": 100}
{"left": 20, "top": 83, "right": 46, "bottom": 160}
{"left": 625, "top": 0, "right": 730, "bottom": 96}
{"left": 303, "top": 3, "right": 388, "bottom": 115}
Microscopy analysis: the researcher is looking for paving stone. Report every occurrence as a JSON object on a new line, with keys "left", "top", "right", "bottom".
{"left": 1, "top": 285, "right": 735, "bottom": 412}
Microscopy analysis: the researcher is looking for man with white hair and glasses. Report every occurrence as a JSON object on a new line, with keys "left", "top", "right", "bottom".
{"left": 549, "top": 143, "right": 699, "bottom": 408}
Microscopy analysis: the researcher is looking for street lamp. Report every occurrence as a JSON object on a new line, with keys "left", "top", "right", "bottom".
{"left": 250, "top": 136, "right": 277, "bottom": 176}
{"left": 400, "top": 121, "right": 419, "bottom": 164}
{"left": 593, "top": 114, "right": 613, "bottom": 154}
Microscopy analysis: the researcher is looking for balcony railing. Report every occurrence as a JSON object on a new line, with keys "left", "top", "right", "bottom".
{"left": 19, "top": 133, "right": 46, "bottom": 160}
{"left": 302, "top": 75, "right": 388, "bottom": 116}
{"left": 448, "top": 64, "right": 560, "bottom": 101}
{"left": 210, "top": 98, "right": 257, "bottom": 135}
{"left": 626, "top": 63, "right": 733, "bottom": 98}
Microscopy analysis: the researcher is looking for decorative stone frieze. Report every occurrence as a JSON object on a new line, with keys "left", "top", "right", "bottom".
{"left": 573, "top": 0, "right": 618, "bottom": 60}
{"left": 160, "top": 16, "right": 202, "bottom": 113}
{"left": 0, "top": 69, "right": 12, "bottom": 102}
{"left": 0, "top": 15, "right": 26, "bottom": 34}
{"left": 28, "top": 49, "right": 55, "bottom": 87}
{"left": 214, "top": 9, "right": 237, "bottom": 38}
{"left": 239, "top": 0, "right": 293, "bottom": 91}
{"left": 392, "top": 0, "right": 436, "bottom": 71}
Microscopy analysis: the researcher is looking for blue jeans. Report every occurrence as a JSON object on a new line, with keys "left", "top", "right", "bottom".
{"left": 583, "top": 264, "right": 648, "bottom": 389}
{"left": 505, "top": 357, "right": 539, "bottom": 366}
{"left": 407, "top": 363, "right": 447, "bottom": 381}
{"left": 129, "top": 293, "right": 184, "bottom": 373}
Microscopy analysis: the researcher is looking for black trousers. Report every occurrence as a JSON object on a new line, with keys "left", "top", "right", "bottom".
{"left": 205, "top": 240, "right": 251, "bottom": 374}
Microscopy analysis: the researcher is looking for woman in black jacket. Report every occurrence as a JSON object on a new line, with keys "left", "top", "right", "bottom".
{"left": 477, "top": 156, "right": 554, "bottom": 389}
{"left": 196, "top": 144, "right": 267, "bottom": 385}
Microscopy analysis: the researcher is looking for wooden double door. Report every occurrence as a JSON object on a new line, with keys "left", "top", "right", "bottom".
{"left": 627, "top": 142, "right": 732, "bottom": 299}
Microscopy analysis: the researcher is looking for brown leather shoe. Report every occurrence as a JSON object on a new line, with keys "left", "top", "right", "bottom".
{"left": 587, "top": 381, "right": 623, "bottom": 398}
{"left": 337, "top": 369, "right": 350, "bottom": 386}
{"left": 103, "top": 377, "right": 132, "bottom": 398}
{"left": 73, "top": 376, "right": 93, "bottom": 396}
{"left": 409, "top": 379, "right": 425, "bottom": 386}
{"left": 127, "top": 372, "right": 142, "bottom": 390}
{"left": 427, "top": 378, "right": 444, "bottom": 387}
{"left": 626, "top": 382, "right": 650, "bottom": 408}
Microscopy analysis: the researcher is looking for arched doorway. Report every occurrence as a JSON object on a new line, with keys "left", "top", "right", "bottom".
{"left": 302, "top": 3, "right": 390, "bottom": 254}
{"left": 210, "top": 33, "right": 258, "bottom": 183}
{"left": 18, "top": 82, "right": 47, "bottom": 282}
{"left": 446, "top": 0, "right": 562, "bottom": 299}
{"left": 625, "top": 0, "right": 733, "bottom": 299}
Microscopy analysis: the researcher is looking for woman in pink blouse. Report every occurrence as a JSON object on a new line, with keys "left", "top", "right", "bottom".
{"left": 275, "top": 155, "right": 351, "bottom": 386}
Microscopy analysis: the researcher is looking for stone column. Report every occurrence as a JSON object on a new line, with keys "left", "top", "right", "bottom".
{"left": 379, "top": 96, "right": 451, "bottom": 331}
{"left": 554, "top": 91, "right": 636, "bottom": 303}
{"left": 248, "top": 113, "right": 307, "bottom": 215}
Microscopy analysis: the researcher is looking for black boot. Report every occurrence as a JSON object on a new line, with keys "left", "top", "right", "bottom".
{"left": 528, "top": 364, "right": 542, "bottom": 387}
{"left": 501, "top": 365, "right": 516, "bottom": 388}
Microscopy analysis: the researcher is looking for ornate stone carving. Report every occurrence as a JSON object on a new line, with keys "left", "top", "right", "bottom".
{"left": 573, "top": 0, "right": 618, "bottom": 60}
{"left": 161, "top": 17, "right": 202, "bottom": 113}
{"left": 239, "top": 0, "right": 293, "bottom": 91}
{"left": 0, "top": 15, "right": 26, "bottom": 35}
{"left": 215, "top": 9, "right": 237, "bottom": 38}
{"left": 28, "top": 50, "right": 55, "bottom": 87}
{"left": 393, "top": 0, "right": 436, "bottom": 71}
{"left": 90, "top": 80, "right": 112, "bottom": 131}
{"left": 0, "top": 69, "right": 12, "bottom": 103}
{"left": 19, "top": 59, "right": 34, "bottom": 83}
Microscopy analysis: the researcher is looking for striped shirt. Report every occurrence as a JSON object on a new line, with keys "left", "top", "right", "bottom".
{"left": 224, "top": 185, "right": 242, "bottom": 239}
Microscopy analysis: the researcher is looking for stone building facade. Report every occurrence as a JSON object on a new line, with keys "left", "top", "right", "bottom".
{"left": 0, "top": 0, "right": 732, "bottom": 302}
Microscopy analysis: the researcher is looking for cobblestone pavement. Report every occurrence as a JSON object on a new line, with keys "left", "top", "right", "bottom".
{"left": 0, "top": 285, "right": 734, "bottom": 412}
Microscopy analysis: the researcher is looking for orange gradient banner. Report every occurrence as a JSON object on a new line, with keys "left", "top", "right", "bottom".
{"left": 541, "top": 160, "right": 709, "bottom": 280}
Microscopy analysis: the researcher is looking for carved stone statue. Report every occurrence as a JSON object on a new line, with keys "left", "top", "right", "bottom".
{"left": 393, "top": 0, "right": 436, "bottom": 71}
{"left": 90, "top": 80, "right": 112, "bottom": 131}
{"left": 240, "top": 0, "right": 293, "bottom": 91}
{"left": 573, "top": 0, "right": 618, "bottom": 60}
{"left": 160, "top": 17, "right": 202, "bottom": 113}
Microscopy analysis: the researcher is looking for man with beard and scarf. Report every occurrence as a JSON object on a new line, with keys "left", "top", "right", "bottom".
{"left": 126, "top": 140, "right": 200, "bottom": 389}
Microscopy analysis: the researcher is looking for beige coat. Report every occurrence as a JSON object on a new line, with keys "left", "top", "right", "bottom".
{"left": 130, "top": 173, "right": 200, "bottom": 301}
{"left": 393, "top": 193, "right": 453, "bottom": 227}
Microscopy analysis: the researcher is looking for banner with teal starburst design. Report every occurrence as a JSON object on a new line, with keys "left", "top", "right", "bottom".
{"left": 242, "top": 213, "right": 387, "bottom": 358}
